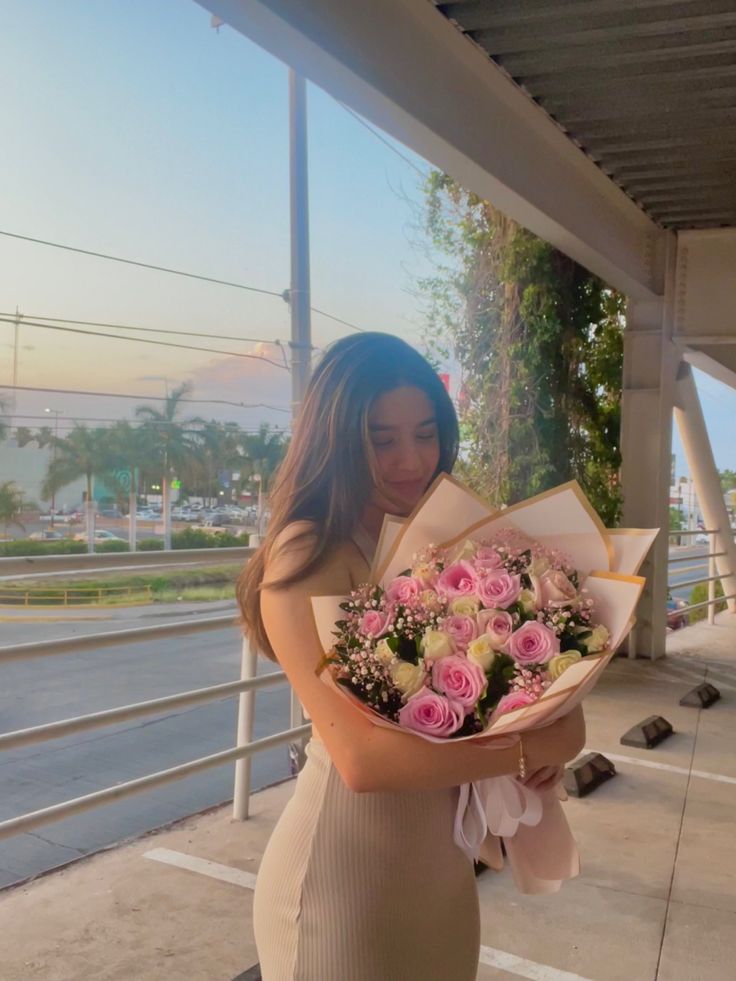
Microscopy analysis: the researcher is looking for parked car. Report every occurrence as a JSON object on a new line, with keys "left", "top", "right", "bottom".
{"left": 666, "top": 592, "right": 689, "bottom": 631}
{"left": 99, "top": 506, "right": 123, "bottom": 518}
{"left": 73, "top": 530, "right": 126, "bottom": 543}
{"left": 29, "top": 530, "right": 66, "bottom": 541}
{"left": 202, "top": 514, "right": 237, "bottom": 527}
{"left": 694, "top": 533, "right": 709, "bottom": 545}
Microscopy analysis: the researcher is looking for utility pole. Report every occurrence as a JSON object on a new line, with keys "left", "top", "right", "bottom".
{"left": 288, "top": 70, "right": 312, "bottom": 413}
{"left": 288, "top": 69, "right": 312, "bottom": 774}
{"left": 10, "top": 308, "right": 21, "bottom": 433}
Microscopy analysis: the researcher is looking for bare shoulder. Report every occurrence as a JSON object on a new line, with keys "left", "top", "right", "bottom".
{"left": 264, "top": 520, "right": 355, "bottom": 595}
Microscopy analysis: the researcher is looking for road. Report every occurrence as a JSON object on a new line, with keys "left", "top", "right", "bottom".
{"left": 0, "top": 620, "right": 292, "bottom": 889}
{"left": 667, "top": 544, "right": 712, "bottom": 602}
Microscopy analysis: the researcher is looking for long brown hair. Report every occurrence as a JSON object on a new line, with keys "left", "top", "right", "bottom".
{"left": 237, "top": 332, "right": 459, "bottom": 661}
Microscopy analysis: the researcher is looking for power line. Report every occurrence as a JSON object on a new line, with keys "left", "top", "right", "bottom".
{"left": 337, "top": 102, "right": 429, "bottom": 180}
{"left": 0, "top": 310, "right": 303, "bottom": 349}
{"left": 0, "top": 383, "right": 291, "bottom": 413}
{"left": 0, "top": 316, "right": 289, "bottom": 370}
{"left": 0, "top": 229, "right": 286, "bottom": 299}
{"left": 0, "top": 229, "right": 375, "bottom": 334}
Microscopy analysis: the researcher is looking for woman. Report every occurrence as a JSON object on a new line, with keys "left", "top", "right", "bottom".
{"left": 239, "top": 332, "right": 585, "bottom": 980}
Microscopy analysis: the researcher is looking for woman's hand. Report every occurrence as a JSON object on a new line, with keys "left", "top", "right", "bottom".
{"left": 518, "top": 763, "right": 565, "bottom": 793}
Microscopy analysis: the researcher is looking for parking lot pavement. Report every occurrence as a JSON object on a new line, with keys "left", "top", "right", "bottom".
{"left": 1, "top": 615, "right": 735, "bottom": 979}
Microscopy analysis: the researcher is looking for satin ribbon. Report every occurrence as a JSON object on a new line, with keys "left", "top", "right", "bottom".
{"left": 453, "top": 776, "right": 580, "bottom": 894}
{"left": 453, "top": 776, "right": 543, "bottom": 861}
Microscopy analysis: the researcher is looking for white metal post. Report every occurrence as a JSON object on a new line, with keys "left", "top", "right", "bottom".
{"left": 619, "top": 233, "right": 680, "bottom": 659}
{"left": 708, "top": 533, "right": 716, "bottom": 626}
{"left": 233, "top": 636, "right": 259, "bottom": 821}
{"left": 673, "top": 362, "right": 736, "bottom": 615}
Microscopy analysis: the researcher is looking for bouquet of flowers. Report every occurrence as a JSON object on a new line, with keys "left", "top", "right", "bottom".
{"left": 311, "top": 476, "right": 657, "bottom": 893}
{"left": 320, "top": 530, "right": 612, "bottom": 741}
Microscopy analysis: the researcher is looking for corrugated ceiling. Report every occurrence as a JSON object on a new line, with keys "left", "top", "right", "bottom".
{"left": 436, "top": 0, "right": 736, "bottom": 229}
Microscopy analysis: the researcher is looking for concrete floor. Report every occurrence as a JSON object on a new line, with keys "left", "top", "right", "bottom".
{"left": 0, "top": 613, "right": 734, "bottom": 981}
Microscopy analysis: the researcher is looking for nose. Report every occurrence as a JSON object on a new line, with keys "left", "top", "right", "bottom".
{"left": 392, "top": 436, "right": 425, "bottom": 476}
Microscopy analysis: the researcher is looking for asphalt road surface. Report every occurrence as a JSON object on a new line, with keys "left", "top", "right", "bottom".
{"left": 0, "top": 623, "right": 292, "bottom": 889}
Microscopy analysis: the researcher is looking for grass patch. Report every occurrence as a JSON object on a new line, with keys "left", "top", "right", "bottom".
{"left": 689, "top": 580, "right": 727, "bottom": 624}
{"left": 1, "top": 564, "right": 242, "bottom": 606}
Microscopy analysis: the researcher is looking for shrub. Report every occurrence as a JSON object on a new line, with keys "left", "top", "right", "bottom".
{"left": 138, "top": 538, "right": 164, "bottom": 551}
{"left": 171, "top": 528, "right": 249, "bottom": 549}
{"left": 689, "top": 579, "right": 727, "bottom": 624}
{"left": 96, "top": 540, "right": 130, "bottom": 552}
{"left": 0, "top": 539, "right": 87, "bottom": 556}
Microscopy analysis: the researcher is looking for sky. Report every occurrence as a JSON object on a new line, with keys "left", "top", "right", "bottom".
{"left": 0, "top": 0, "right": 733, "bottom": 480}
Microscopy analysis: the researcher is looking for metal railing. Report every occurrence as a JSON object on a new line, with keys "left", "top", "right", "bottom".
{"left": 667, "top": 528, "right": 735, "bottom": 626}
{"left": 0, "top": 548, "right": 309, "bottom": 844}
{"left": 0, "top": 583, "right": 153, "bottom": 607}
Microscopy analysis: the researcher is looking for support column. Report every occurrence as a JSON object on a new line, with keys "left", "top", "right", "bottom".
{"left": 673, "top": 363, "right": 736, "bottom": 614}
{"left": 619, "top": 235, "right": 680, "bottom": 659}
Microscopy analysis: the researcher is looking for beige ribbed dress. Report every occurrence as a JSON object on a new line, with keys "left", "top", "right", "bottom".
{"left": 252, "top": 531, "right": 480, "bottom": 981}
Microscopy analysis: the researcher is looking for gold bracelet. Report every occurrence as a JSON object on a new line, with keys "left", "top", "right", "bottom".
{"left": 517, "top": 736, "right": 527, "bottom": 780}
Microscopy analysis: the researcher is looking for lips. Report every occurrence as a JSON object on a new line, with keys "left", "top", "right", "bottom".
{"left": 387, "top": 479, "right": 427, "bottom": 497}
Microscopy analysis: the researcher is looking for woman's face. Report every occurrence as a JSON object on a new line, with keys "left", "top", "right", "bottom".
{"left": 366, "top": 385, "right": 441, "bottom": 516}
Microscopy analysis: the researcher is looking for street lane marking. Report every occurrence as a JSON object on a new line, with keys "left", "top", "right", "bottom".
{"left": 478, "top": 947, "right": 592, "bottom": 981}
{"left": 585, "top": 751, "right": 736, "bottom": 785}
{"left": 143, "top": 847, "right": 257, "bottom": 889}
{"left": 145, "top": 847, "right": 592, "bottom": 980}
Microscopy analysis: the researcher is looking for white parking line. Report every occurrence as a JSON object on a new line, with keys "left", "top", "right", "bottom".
{"left": 478, "top": 947, "right": 592, "bottom": 981}
{"left": 143, "top": 847, "right": 257, "bottom": 889}
{"left": 145, "top": 847, "right": 593, "bottom": 980}
{"left": 586, "top": 751, "right": 736, "bottom": 785}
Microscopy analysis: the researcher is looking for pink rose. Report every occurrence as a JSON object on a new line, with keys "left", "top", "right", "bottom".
{"left": 536, "top": 569, "right": 578, "bottom": 608}
{"left": 437, "top": 561, "right": 478, "bottom": 600}
{"left": 474, "top": 546, "right": 503, "bottom": 572}
{"left": 398, "top": 690, "right": 465, "bottom": 737}
{"left": 358, "top": 609, "right": 390, "bottom": 638}
{"left": 432, "top": 655, "right": 487, "bottom": 709}
{"left": 442, "top": 614, "right": 477, "bottom": 651}
{"left": 476, "top": 571, "right": 522, "bottom": 610}
{"left": 477, "top": 609, "right": 514, "bottom": 648}
{"left": 385, "top": 575, "right": 424, "bottom": 605}
{"left": 494, "top": 689, "right": 538, "bottom": 717}
{"left": 503, "top": 621, "right": 560, "bottom": 665}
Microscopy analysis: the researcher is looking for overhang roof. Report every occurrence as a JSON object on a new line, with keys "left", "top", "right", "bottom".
{"left": 437, "top": 0, "right": 736, "bottom": 230}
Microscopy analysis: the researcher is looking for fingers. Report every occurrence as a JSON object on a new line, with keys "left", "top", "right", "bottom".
{"left": 520, "top": 764, "right": 564, "bottom": 791}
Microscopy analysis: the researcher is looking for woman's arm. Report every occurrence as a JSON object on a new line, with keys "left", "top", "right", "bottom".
{"left": 260, "top": 527, "right": 585, "bottom": 793}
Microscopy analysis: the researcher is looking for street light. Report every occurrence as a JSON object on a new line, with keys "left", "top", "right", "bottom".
{"left": 44, "top": 408, "right": 62, "bottom": 527}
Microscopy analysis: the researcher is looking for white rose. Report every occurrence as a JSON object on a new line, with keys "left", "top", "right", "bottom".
{"left": 582, "top": 624, "right": 610, "bottom": 653}
{"left": 547, "top": 650, "right": 582, "bottom": 681}
{"left": 390, "top": 660, "right": 426, "bottom": 699}
{"left": 518, "top": 588, "right": 538, "bottom": 614}
{"left": 467, "top": 634, "right": 497, "bottom": 672}
{"left": 420, "top": 629, "right": 454, "bottom": 661}
{"left": 450, "top": 595, "right": 481, "bottom": 617}
{"left": 375, "top": 639, "right": 395, "bottom": 665}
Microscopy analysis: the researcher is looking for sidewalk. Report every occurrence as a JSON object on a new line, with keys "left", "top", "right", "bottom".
{"left": 1, "top": 615, "right": 735, "bottom": 980}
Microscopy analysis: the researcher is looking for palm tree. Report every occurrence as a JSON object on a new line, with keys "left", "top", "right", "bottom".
{"left": 15, "top": 426, "right": 55, "bottom": 449}
{"left": 242, "top": 424, "right": 289, "bottom": 535}
{"left": 42, "top": 425, "right": 111, "bottom": 553}
{"left": 0, "top": 481, "right": 24, "bottom": 538}
{"left": 135, "top": 383, "right": 203, "bottom": 549}
{"left": 107, "top": 422, "right": 157, "bottom": 551}
{"left": 198, "top": 421, "right": 245, "bottom": 507}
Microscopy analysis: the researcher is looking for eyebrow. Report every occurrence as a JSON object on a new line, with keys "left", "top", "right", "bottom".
{"left": 369, "top": 416, "right": 437, "bottom": 432}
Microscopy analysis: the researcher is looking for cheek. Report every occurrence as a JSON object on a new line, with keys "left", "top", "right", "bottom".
{"left": 422, "top": 441, "right": 441, "bottom": 473}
